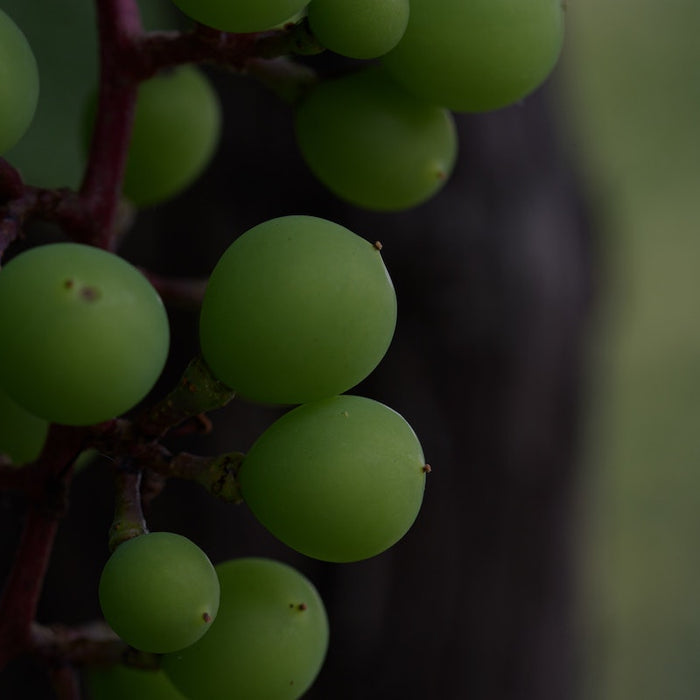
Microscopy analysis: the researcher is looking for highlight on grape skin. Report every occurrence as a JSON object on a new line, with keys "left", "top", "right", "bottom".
{"left": 0, "top": 243, "right": 170, "bottom": 426}
{"left": 0, "top": 8, "right": 39, "bottom": 155}
{"left": 98, "top": 532, "right": 220, "bottom": 654}
{"left": 199, "top": 215, "right": 397, "bottom": 405}
{"left": 239, "top": 394, "right": 428, "bottom": 563}
{"left": 162, "top": 558, "right": 329, "bottom": 700}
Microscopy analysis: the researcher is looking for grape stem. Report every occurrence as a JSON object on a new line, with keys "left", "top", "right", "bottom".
{"left": 108, "top": 463, "right": 148, "bottom": 551}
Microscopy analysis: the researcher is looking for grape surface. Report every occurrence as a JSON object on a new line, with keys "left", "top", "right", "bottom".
{"left": 307, "top": 0, "right": 409, "bottom": 59}
{"left": 0, "top": 385, "right": 48, "bottom": 464}
{"left": 199, "top": 215, "right": 397, "bottom": 404}
{"left": 383, "top": 0, "right": 565, "bottom": 112}
{"left": 0, "top": 243, "right": 170, "bottom": 426}
{"left": 170, "top": 0, "right": 310, "bottom": 33}
{"left": 239, "top": 395, "right": 427, "bottom": 562}
{"left": 295, "top": 66, "right": 457, "bottom": 210}
{"left": 0, "top": 9, "right": 39, "bottom": 154}
{"left": 99, "top": 532, "right": 220, "bottom": 654}
{"left": 163, "top": 558, "right": 328, "bottom": 700}
{"left": 85, "top": 666, "right": 187, "bottom": 700}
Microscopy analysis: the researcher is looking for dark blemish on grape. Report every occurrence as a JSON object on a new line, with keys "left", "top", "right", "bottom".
{"left": 79, "top": 285, "right": 101, "bottom": 302}
{"left": 63, "top": 278, "right": 74, "bottom": 289}
{"left": 373, "top": 240, "right": 383, "bottom": 251}
{"left": 435, "top": 169, "right": 447, "bottom": 181}
{"left": 422, "top": 464, "right": 432, "bottom": 474}
{"left": 298, "top": 603, "right": 307, "bottom": 611}
{"left": 203, "top": 612, "right": 212, "bottom": 623}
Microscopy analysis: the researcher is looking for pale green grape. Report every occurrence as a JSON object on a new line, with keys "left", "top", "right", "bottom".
{"left": 170, "top": 0, "right": 310, "bottom": 32}
{"left": 239, "top": 395, "right": 427, "bottom": 562}
{"left": 0, "top": 243, "right": 169, "bottom": 426}
{"left": 99, "top": 532, "right": 220, "bottom": 654}
{"left": 307, "top": 0, "right": 409, "bottom": 59}
{"left": 383, "top": 0, "right": 566, "bottom": 112}
{"left": 163, "top": 558, "right": 328, "bottom": 700}
{"left": 85, "top": 666, "right": 186, "bottom": 700}
{"left": 0, "top": 9, "right": 39, "bottom": 154}
{"left": 123, "top": 66, "right": 221, "bottom": 207}
{"left": 0, "top": 385, "right": 48, "bottom": 464}
{"left": 199, "top": 215, "right": 397, "bottom": 404}
{"left": 295, "top": 66, "right": 456, "bottom": 211}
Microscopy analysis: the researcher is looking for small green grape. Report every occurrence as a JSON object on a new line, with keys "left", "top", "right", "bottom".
{"left": 307, "top": 0, "right": 409, "bottom": 59}
{"left": 99, "top": 532, "right": 220, "bottom": 654}
{"left": 295, "top": 66, "right": 457, "bottom": 211}
{"left": 239, "top": 395, "right": 427, "bottom": 562}
{"left": 84, "top": 666, "right": 186, "bottom": 700}
{"left": 0, "top": 385, "right": 48, "bottom": 464}
{"left": 0, "top": 243, "right": 170, "bottom": 426}
{"left": 163, "top": 558, "right": 328, "bottom": 700}
{"left": 170, "top": 0, "right": 311, "bottom": 33}
{"left": 383, "top": 0, "right": 565, "bottom": 112}
{"left": 199, "top": 215, "right": 397, "bottom": 404}
{"left": 122, "top": 65, "right": 221, "bottom": 207}
{"left": 0, "top": 9, "right": 39, "bottom": 154}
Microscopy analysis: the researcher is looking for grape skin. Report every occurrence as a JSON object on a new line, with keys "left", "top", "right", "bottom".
{"left": 84, "top": 666, "right": 187, "bottom": 700}
{"left": 383, "top": 0, "right": 566, "bottom": 112}
{"left": 239, "top": 395, "right": 427, "bottom": 562}
{"left": 199, "top": 215, "right": 397, "bottom": 404}
{"left": 163, "top": 558, "right": 328, "bottom": 700}
{"left": 98, "top": 532, "right": 220, "bottom": 654}
{"left": 295, "top": 66, "right": 457, "bottom": 211}
{"left": 307, "top": 0, "right": 410, "bottom": 60}
{"left": 0, "top": 9, "right": 39, "bottom": 154}
{"left": 0, "top": 386, "right": 48, "bottom": 465}
{"left": 0, "top": 243, "right": 170, "bottom": 426}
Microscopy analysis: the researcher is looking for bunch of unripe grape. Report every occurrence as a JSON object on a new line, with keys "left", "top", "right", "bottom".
{"left": 0, "top": 1, "right": 566, "bottom": 698}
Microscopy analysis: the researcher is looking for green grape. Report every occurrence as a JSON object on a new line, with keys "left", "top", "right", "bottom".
{"left": 239, "top": 395, "right": 427, "bottom": 562}
{"left": 383, "top": 0, "right": 566, "bottom": 112}
{"left": 308, "top": 0, "right": 409, "bottom": 59}
{"left": 169, "top": 0, "right": 311, "bottom": 33}
{"left": 121, "top": 65, "right": 221, "bottom": 207}
{"left": 163, "top": 558, "right": 328, "bottom": 700}
{"left": 0, "top": 385, "right": 48, "bottom": 465}
{"left": 85, "top": 666, "right": 186, "bottom": 700}
{"left": 0, "top": 243, "right": 169, "bottom": 426}
{"left": 199, "top": 215, "right": 397, "bottom": 404}
{"left": 99, "top": 532, "right": 220, "bottom": 654}
{"left": 295, "top": 66, "right": 457, "bottom": 211}
{"left": 0, "top": 9, "right": 39, "bottom": 154}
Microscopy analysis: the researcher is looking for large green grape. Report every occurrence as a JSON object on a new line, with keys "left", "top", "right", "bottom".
{"left": 0, "top": 243, "right": 169, "bottom": 426}
{"left": 0, "top": 9, "right": 39, "bottom": 154}
{"left": 383, "top": 0, "right": 566, "bottom": 112}
{"left": 0, "top": 385, "right": 48, "bottom": 464}
{"left": 163, "top": 558, "right": 328, "bottom": 700}
{"left": 85, "top": 666, "right": 186, "bottom": 700}
{"left": 239, "top": 395, "right": 427, "bottom": 562}
{"left": 169, "top": 0, "right": 310, "bottom": 33}
{"left": 199, "top": 215, "right": 397, "bottom": 404}
{"left": 295, "top": 66, "right": 457, "bottom": 211}
{"left": 307, "top": 0, "right": 409, "bottom": 59}
{"left": 99, "top": 532, "right": 220, "bottom": 654}
{"left": 122, "top": 66, "right": 221, "bottom": 207}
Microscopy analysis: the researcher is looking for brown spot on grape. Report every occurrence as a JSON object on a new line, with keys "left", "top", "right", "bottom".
{"left": 373, "top": 240, "right": 383, "bottom": 250}
{"left": 79, "top": 285, "right": 101, "bottom": 302}
{"left": 298, "top": 603, "right": 307, "bottom": 611}
{"left": 203, "top": 612, "right": 212, "bottom": 623}
{"left": 63, "top": 278, "right": 74, "bottom": 289}
{"left": 422, "top": 464, "right": 432, "bottom": 474}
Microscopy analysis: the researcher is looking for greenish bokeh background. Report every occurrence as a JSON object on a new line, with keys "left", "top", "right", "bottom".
{"left": 561, "top": 1, "right": 700, "bottom": 698}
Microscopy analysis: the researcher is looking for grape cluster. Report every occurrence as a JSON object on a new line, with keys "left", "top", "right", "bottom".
{"left": 0, "top": 1, "right": 567, "bottom": 698}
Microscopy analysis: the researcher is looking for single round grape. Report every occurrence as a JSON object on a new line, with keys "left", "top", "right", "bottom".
{"left": 163, "top": 558, "right": 328, "bottom": 700}
{"left": 383, "top": 0, "right": 566, "bottom": 112}
{"left": 0, "top": 385, "right": 48, "bottom": 464}
{"left": 0, "top": 243, "right": 170, "bottom": 426}
{"left": 199, "top": 215, "right": 397, "bottom": 404}
{"left": 99, "top": 532, "right": 220, "bottom": 654}
{"left": 122, "top": 65, "right": 221, "bottom": 206}
{"left": 0, "top": 9, "right": 39, "bottom": 154}
{"left": 239, "top": 395, "right": 427, "bottom": 562}
{"left": 85, "top": 666, "right": 186, "bottom": 700}
{"left": 170, "top": 0, "right": 310, "bottom": 33}
{"left": 295, "top": 66, "right": 457, "bottom": 211}
{"left": 307, "top": 0, "right": 409, "bottom": 59}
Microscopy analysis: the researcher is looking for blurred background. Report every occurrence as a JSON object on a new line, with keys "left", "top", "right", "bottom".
{"left": 1, "top": 0, "right": 699, "bottom": 698}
